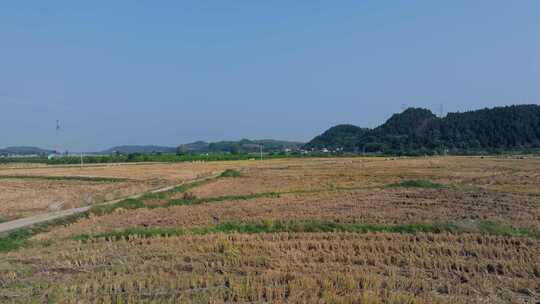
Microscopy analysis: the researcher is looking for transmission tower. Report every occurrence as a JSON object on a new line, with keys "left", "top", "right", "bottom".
{"left": 55, "top": 120, "right": 61, "bottom": 155}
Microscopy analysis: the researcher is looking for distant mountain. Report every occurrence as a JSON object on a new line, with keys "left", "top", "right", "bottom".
{"left": 100, "top": 145, "right": 176, "bottom": 155}
{"left": 101, "top": 139, "right": 304, "bottom": 155}
{"left": 0, "top": 146, "right": 55, "bottom": 156}
{"left": 178, "top": 139, "right": 304, "bottom": 154}
{"left": 206, "top": 139, "right": 304, "bottom": 154}
{"left": 176, "top": 141, "right": 210, "bottom": 153}
{"left": 305, "top": 104, "right": 540, "bottom": 153}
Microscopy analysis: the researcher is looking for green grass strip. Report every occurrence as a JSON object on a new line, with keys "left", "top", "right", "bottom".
{"left": 0, "top": 229, "right": 33, "bottom": 252}
{"left": 0, "top": 212, "right": 89, "bottom": 252}
{"left": 168, "top": 192, "right": 281, "bottom": 206}
{"left": 140, "top": 179, "right": 213, "bottom": 201}
{"left": 477, "top": 221, "right": 534, "bottom": 238}
{"left": 220, "top": 169, "right": 241, "bottom": 178}
{"left": 167, "top": 185, "right": 384, "bottom": 207}
{"left": 88, "top": 186, "right": 362, "bottom": 216}
{"left": 70, "top": 220, "right": 540, "bottom": 243}
{"left": 89, "top": 199, "right": 146, "bottom": 216}
{"left": 386, "top": 179, "right": 446, "bottom": 189}
{"left": 0, "top": 175, "right": 129, "bottom": 183}
{"left": 96, "top": 185, "right": 372, "bottom": 214}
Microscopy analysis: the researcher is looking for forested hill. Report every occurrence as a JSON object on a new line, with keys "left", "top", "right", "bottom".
{"left": 100, "top": 139, "right": 304, "bottom": 155}
{"left": 305, "top": 104, "right": 540, "bottom": 153}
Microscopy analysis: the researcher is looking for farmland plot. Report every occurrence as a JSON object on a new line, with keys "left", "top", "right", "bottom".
{"left": 0, "top": 162, "right": 226, "bottom": 219}
{"left": 1, "top": 156, "right": 540, "bottom": 303}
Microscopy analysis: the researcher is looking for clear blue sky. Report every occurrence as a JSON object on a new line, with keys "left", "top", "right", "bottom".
{"left": 1, "top": 1, "right": 539, "bottom": 151}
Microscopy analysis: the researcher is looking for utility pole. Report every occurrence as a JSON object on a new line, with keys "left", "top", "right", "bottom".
{"left": 260, "top": 144, "right": 263, "bottom": 161}
{"left": 80, "top": 152, "right": 84, "bottom": 168}
{"left": 55, "top": 120, "right": 61, "bottom": 157}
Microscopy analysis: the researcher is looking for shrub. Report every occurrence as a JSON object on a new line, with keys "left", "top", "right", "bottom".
{"left": 386, "top": 179, "right": 446, "bottom": 189}
{"left": 220, "top": 169, "right": 241, "bottom": 178}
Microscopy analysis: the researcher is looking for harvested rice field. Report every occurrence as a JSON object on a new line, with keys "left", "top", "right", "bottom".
{"left": 1, "top": 156, "right": 540, "bottom": 303}
{"left": 0, "top": 162, "right": 228, "bottom": 220}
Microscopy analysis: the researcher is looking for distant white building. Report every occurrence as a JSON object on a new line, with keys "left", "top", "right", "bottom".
{"left": 48, "top": 154, "right": 59, "bottom": 160}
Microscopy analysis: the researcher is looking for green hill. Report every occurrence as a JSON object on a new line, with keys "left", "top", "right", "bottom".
{"left": 305, "top": 125, "right": 369, "bottom": 151}
{"left": 305, "top": 104, "right": 540, "bottom": 154}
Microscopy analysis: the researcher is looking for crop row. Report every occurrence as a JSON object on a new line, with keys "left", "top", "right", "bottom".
{"left": 1, "top": 233, "right": 538, "bottom": 303}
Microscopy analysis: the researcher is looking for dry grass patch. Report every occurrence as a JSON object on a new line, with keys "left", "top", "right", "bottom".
{"left": 1, "top": 233, "right": 539, "bottom": 303}
{"left": 0, "top": 162, "right": 227, "bottom": 182}
{"left": 0, "top": 162, "right": 228, "bottom": 219}
{"left": 36, "top": 187, "right": 540, "bottom": 240}
{"left": 0, "top": 179, "right": 157, "bottom": 219}
{"left": 3, "top": 156, "right": 540, "bottom": 303}
{"left": 4, "top": 156, "right": 540, "bottom": 220}
{"left": 190, "top": 157, "right": 540, "bottom": 198}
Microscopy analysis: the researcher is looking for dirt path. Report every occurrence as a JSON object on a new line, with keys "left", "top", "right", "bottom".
{"left": 0, "top": 172, "right": 221, "bottom": 234}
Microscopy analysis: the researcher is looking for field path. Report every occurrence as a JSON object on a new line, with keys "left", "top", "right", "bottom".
{"left": 0, "top": 172, "right": 222, "bottom": 234}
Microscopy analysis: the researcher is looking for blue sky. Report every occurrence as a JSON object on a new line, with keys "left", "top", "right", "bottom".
{"left": 1, "top": 1, "right": 539, "bottom": 151}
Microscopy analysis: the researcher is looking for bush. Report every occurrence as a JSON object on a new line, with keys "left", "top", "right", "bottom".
{"left": 386, "top": 179, "right": 446, "bottom": 189}
{"left": 220, "top": 169, "right": 241, "bottom": 178}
